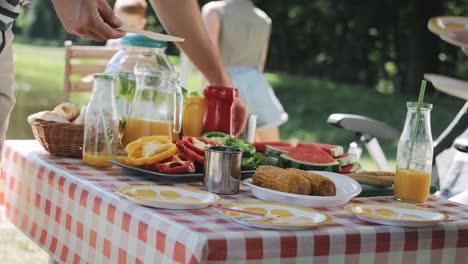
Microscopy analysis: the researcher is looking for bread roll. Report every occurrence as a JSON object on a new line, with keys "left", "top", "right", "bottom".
{"left": 27, "top": 111, "right": 70, "bottom": 124}
{"left": 53, "top": 102, "right": 80, "bottom": 121}
{"left": 72, "top": 105, "right": 87, "bottom": 125}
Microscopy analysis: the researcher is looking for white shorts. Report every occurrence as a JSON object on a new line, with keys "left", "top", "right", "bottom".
{"left": 228, "top": 66, "right": 288, "bottom": 129}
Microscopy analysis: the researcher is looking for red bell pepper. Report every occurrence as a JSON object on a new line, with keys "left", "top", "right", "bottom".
{"left": 175, "top": 140, "right": 205, "bottom": 164}
{"left": 145, "top": 152, "right": 196, "bottom": 174}
{"left": 181, "top": 136, "right": 220, "bottom": 156}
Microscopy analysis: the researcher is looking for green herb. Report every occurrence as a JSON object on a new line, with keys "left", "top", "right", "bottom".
{"left": 116, "top": 73, "right": 136, "bottom": 101}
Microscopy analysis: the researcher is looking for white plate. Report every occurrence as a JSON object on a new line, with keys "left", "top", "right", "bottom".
{"left": 424, "top": 73, "right": 468, "bottom": 100}
{"left": 116, "top": 185, "right": 221, "bottom": 209}
{"left": 216, "top": 202, "right": 332, "bottom": 230}
{"left": 428, "top": 16, "right": 468, "bottom": 46}
{"left": 345, "top": 203, "right": 449, "bottom": 227}
{"left": 243, "top": 171, "right": 362, "bottom": 207}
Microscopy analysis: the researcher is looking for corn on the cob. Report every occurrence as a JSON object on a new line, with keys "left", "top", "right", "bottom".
{"left": 286, "top": 168, "right": 336, "bottom": 196}
{"left": 252, "top": 165, "right": 312, "bottom": 195}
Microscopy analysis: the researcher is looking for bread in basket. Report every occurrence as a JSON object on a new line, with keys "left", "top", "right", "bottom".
{"left": 28, "top": 103, "right": 86, "bottom": 158}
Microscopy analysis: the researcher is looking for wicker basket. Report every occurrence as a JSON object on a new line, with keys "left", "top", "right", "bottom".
{"left": 29, "top": 119, "right": 84, "bottom": 158}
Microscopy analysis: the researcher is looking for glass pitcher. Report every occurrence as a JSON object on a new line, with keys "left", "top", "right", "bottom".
{"left": 394, "top": 102, "right": 433, "bottom": 203}
{"left": 121, "top": 64, "right": 182, "bottom": 147}
{"left": 105, "top": 34, "right": 174, "bottom": 131}
{"left": 82, "top": 73, "right": 120, "bottom": 167}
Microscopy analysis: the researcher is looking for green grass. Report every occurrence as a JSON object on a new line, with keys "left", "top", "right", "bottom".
{"left": 8, "top": 43, "right": 465, "bottom": 170}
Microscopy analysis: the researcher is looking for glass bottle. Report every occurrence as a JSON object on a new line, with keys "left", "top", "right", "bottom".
{"left": 120, "top": 64, "right": 182, "bottom": 147}
{"left": 394, "top": 102, "right": 433, "bottom": 203}
{"left": 82, "top": 74, "right": 120, "bottom": 167}
{"left": 105, "top": 34, "right": 174, "bottom": 132}
{"left": 182, "top": 95, "right": 205, "bottom": 137}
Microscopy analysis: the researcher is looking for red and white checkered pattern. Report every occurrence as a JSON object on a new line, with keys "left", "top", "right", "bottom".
{"left": 1, "top": 140, "right": 468, "bottom": 263}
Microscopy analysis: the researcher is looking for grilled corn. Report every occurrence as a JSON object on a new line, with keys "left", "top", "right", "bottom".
{"left": 252, "top": 165, "right": 312, "bottom": 195}
{"left": 286, "top": 168, "right": 336, "bottom": 196}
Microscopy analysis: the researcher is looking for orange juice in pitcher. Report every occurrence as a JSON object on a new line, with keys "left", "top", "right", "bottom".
{"left": 121, "top": 118, "right": 179, "bottom": 146}
{"left": 122, "top": 65, "right": 182, "bottom": 147}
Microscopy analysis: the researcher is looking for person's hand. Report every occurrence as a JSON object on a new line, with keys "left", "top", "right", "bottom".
{"left": 51, "top": 0, "right": 125, "bottom": 42}
{"left": 448, "top": 31, "right": 468, "bottom": 56}
{"left": 233, "top": 97, "right": 248, "bottom": 137}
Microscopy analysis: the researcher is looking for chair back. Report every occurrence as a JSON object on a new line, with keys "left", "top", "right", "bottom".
{"left": 63, "top": 40, "right": 118, "bottom": 101}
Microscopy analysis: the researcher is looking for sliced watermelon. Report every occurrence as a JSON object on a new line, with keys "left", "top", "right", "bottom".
{"left": 297, "top": 142, "right": 344, "bottom": 157}
{"left": 335, "top": 153, "right": 358, "bottom": 166}
{"left": 340, "top": 162, "right": 363, "bottom": 174}
{"left": 261, "top": 155, "right": 279, "bottom": 166}
{"left": 278, "top": 144, "right": 341, "bottom": 172}
{"left": 253, "top": 141, "right": 295, "bottom": 153}
{"left": 264, "top": 145, "right": 296, "bottom": 158}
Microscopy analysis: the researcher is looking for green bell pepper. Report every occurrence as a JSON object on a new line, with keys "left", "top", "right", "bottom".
{"left": 201, "top": 131, "right": 230, "bottom": 139}
{"left": 241, "top": 153, "right": 263, "bottom": 170}
{"left": 224, "top": 137, "right": 256, "bottom": 157}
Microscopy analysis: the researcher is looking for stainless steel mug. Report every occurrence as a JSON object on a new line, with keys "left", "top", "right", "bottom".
{"left": 204, "top": 146, "right": 243, "bottom": 194}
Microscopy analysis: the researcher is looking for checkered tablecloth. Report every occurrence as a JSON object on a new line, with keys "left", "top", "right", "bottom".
{"left": 1, "top": 140, "right": 468, "bottom": 264}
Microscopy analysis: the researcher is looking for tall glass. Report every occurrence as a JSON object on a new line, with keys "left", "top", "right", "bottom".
{"left": 394, "top": 102, "right": 433, "bottom": 203}
{"left": 82, "top": 74, "right": 120, "bottom": 167}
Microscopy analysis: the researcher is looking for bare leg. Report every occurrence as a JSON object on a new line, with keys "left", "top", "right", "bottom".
{"left": 255, "top": 127, "right": 280, "bottom": 142}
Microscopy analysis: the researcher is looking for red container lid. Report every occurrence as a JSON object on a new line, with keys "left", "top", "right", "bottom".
{"left": 204, "top": 86, "right": 239, "bottom": 98}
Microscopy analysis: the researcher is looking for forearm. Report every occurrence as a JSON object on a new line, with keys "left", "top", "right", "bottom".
{"left": 149, "top": 0, "right": 232, "bottom": 86}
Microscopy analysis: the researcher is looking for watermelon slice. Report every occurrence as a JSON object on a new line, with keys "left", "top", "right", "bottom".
{"left": 335, "top": 153, "right": 358, "bottom": 166}
{"left": 264, "top": 145, "right": 296, "bottom": 158}
{"left": 340, "top": 162, "right": 363, "bottom": 174}
{"left": 297, "top": 142, "right": 344, "bottom": 157}
{"left": 253, "top": 141, "right": 294, "bottom": 153}
{"left": 278, "top": 144, "right": 341, "bottom": 172}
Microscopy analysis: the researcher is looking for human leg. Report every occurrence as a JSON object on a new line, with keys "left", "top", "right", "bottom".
{"left": 255, "top": 127, "right": 280, "bottom": 142}
{"left": 0, "top": 28, "right": 16, "bottom": 151}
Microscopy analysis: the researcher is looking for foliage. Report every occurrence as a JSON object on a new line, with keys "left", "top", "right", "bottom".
{"left": 10, "top": 0, "right": 468, "bottom": 96}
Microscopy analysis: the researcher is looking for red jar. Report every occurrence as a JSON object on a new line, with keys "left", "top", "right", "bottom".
{"left": 203, "top": 86, "right": 239, "bottom": 136}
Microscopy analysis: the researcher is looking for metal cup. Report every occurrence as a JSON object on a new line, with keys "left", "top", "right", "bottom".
{"left": 204, "top": 146, "right": 243, "bottom": 194}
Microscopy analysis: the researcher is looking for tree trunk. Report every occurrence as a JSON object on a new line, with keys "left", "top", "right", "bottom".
{"left": 402, "top": 0, "right": 443, "bottom": 95}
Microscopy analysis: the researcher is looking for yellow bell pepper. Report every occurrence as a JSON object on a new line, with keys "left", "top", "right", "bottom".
{"left": 124, "top": 136, "right": 177, "bottom": 166}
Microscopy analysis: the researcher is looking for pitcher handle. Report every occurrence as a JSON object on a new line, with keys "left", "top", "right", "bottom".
{"left": 172, "top": 85, "right": 183, "bottom": 133}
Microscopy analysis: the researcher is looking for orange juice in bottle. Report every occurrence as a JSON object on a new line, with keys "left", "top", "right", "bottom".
{"left": 394, "top": 101, "right": 433, "bottom": 203}
{"left": 82, "top": 74, "right": 120, "bottom": 167}
{"left": 83, "top": 153, "right": 115, "bottom": 167}
{"left": 394, "top": 168, "right": 431, "bottom": 203}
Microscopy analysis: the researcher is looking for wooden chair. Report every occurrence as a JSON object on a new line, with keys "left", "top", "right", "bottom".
{"left": 63, "top": 40, "right": 119, "bottom": 101}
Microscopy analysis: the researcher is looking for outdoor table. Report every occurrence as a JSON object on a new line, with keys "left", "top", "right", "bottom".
{"left": 1, "top": 140, "right": 468, "bottom": 264}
